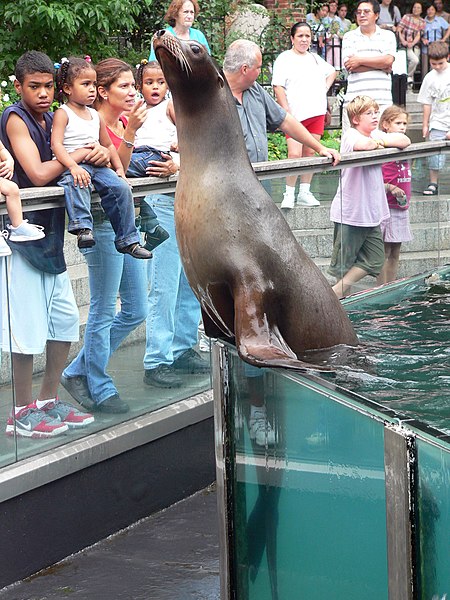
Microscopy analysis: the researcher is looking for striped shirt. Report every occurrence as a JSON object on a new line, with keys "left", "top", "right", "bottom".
{"left": 342, "top": 26, "right": 397, "bottom": 107}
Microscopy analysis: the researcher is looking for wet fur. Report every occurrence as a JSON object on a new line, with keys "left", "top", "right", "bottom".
{"left": 153, "top": 32, "right": 358, "bottom": 371}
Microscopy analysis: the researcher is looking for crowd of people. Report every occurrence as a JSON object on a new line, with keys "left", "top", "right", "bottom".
{"left": 0, "top": 0, "right": 448, "bottom": 442}
{"left": 305, "top": 0, "right": 449, "bottom": 84}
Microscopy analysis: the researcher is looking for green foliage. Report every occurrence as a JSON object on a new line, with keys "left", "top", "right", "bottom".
{"left": 268, "top": 132, "right": 287, "bottom": 161}
{"left": 0, "top": 0, "right": 152, "bottom": 73}
{"left": 321, "top": 129, "right": 341, "bottom": 151}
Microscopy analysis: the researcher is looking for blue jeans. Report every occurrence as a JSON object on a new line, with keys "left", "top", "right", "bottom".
{"left": 127, "top": 148, "right": 165, "bottom": 233}
{"left": 64, "top": 221, "right": 147, "bottom": 403}
{"left": 143, "top": 194, "right": 201, "bottom": 370}
{"left": 58, "top": 164, "right": 140, "bottom": 251}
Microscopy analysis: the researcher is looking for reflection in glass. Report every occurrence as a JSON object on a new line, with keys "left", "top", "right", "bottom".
{"left": 228, "top": 349, "right": 388, "bottom": 599}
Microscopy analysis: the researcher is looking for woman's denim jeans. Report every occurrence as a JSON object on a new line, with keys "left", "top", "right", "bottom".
{"left": 143, "top": 194, "right": 201, "bottom": 370}
{"left": 64, "top": 220, "right": 147, "bottom": 403}
{"left": 58, "top": 164, "right": 140, "bottom": 250}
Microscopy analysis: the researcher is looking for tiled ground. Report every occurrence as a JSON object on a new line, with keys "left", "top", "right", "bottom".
{"left": 0, "top": 485, "right": 220, "bottom": 600}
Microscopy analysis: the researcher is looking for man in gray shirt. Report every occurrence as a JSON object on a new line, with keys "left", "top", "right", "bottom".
{"left": 223, "top": 39, "right": 340, "bottom": 165}
{"left": 222, "top": 39, "right": 340, "bottom": 446}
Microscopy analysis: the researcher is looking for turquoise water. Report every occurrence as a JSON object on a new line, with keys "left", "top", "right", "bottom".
{"left": 230, "top": 365, "right": 389, "bottom": 600}
{"left": 342, "top": 272, "right": 450, "bottom": 435}
{"left": 227, "top": 269, "right": 450, "bottom": 599}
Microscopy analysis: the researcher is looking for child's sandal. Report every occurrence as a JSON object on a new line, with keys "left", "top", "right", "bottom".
{"left": 423, "top": 183, "right": 438, "bottom": 196}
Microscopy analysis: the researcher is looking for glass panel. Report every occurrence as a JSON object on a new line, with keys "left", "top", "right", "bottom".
{"left": 416, "top": 439, "right": 450, "bottom": 599}
{"left": 228, "top": 350, "right": 388, "bottom": 599}
{"left": 0, "top": 213, "right": 16, "bottom": 467}
{"left": 0, "top": 144, "right": 446, "bottom": 465}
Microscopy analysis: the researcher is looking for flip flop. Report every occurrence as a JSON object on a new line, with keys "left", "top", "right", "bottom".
{"left": 423, "top": 183, "right": 438, "bottom": 196}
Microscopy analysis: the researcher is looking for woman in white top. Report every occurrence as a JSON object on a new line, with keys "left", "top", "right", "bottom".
{"left": 272, "top": 22, "right": 337, "bottom": 208}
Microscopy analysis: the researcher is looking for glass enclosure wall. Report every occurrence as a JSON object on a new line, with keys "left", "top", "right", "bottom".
{"left": 215, "top": 342, "right": 450, "bottom": 599}
{"left": 0, "top": 142, "right": 448, "bottom": 468}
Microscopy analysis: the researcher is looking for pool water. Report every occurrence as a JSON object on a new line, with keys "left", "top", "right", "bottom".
{"left": 342, "top": 271, "right": 450, "bottom": 435}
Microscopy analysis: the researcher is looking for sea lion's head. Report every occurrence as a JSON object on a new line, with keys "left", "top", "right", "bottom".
{"left": 152, "top": 31, "right": 224, "bottom": 102}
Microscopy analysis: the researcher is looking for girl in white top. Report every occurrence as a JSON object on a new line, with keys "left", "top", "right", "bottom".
{"left": 51, "top": 57, "right": 150, "bottom": 258}
{"left": 124, "top": 60, "right": 178, "bottom": 252}
{"left": 272, "top": 22, "right": 336, "bottom": 208}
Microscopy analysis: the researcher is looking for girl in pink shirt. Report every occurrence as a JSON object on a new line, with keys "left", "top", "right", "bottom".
{"left": 377, "top": 106, "right": 413, "bottom": 284}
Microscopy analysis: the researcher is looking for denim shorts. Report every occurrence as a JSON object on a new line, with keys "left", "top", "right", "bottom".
{"left": 427, "top": 129, "right": 447, "bottom": 171}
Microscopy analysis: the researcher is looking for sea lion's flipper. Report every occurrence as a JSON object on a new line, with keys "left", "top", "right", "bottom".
{"left": 201, "top": 307, "right": 235, "bottom": 343}
{"left": 234, "top": 294, "right": 332, "bottom": 371}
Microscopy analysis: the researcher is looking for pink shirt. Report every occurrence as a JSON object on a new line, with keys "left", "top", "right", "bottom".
{"left": 382, "top": 160, "right": 411, "bottom": 210}
{"left": 106, "top": 115, "right": 128, "bottom": 150}
{"left": 330, "top": 127, "right": 390, "bottom": 226}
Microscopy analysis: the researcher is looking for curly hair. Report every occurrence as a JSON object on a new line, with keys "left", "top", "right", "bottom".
{"left": 55, "top": 57, "right": 94, "bottom": 104}
{"left": 164, "top": 0, "right": 200, "bottom": 27}
{"left": 135, "top": 60, "right": 162, "bottom": 91}
{"left": 15, "top": 51, "right": 54, "bottom": 84}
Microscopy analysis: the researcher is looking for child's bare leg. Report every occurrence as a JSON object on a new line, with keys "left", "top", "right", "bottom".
{"left": 0, "top": 178, "right": 23, "bottom": 228}
{"left": 429, "top": 169, "right": 439, "bottom": 186}
{"left": 381, "top": 242, "right": 401, "bottom": 284}
{"left": 332, "top": 266, "right": 368, "bottom": 298}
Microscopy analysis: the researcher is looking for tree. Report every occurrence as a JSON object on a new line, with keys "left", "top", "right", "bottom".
{"left": 0, "top": 0, "right": 152, "bottom": 73}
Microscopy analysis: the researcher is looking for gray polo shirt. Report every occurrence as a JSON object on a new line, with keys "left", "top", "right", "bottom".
{"left": 234, "top": 82, "right": 286, "bottom": 163}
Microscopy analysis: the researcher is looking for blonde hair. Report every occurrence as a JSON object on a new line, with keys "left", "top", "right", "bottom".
{"left": 379, "top": 105, "right": 409, "bottom": 132}
{"left": 346, "top": 95, "right": 379, "bottom": 126}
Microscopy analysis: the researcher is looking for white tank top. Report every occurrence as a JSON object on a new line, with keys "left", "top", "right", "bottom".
{"left": 134, "top": 99, "right": 176, "bottom": 152}
{"left": 59, "top": 104, "right": 100, "bottom": 153}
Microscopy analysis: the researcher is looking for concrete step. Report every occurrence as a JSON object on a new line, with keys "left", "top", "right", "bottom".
{"left": 294, "top": 221, "right": 449, "bottom": 258}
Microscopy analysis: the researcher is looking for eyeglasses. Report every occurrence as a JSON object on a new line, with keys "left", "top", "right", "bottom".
{"left": 356, "top": 9, "right": 374, "bottom": 15}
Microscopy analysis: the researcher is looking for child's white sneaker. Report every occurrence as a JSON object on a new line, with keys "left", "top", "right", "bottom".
{"left": 7, "top": 220, "right": 45, "bottom": 242}
{"left": 297, "top": 189, "right": 320, "bottom": 207}
{"left": 248, "top": 408, "right": 276, "bottom": 447}
{"left": 0, "top": 231, "right": 11, "bottom": 257}
{"left": 280, "top": 191, "right": 295, "bottom": 209}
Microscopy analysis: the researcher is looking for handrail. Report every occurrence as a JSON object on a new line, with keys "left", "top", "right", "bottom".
{"left": 1, "top": 140, "right": 449, "bottom": 215}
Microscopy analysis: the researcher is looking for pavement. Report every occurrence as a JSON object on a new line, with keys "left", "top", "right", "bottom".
{"left": 0, "top": 485, "right": 220, "bottom": 600}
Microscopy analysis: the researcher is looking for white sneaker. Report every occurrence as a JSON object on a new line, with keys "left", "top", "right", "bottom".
{"left": 248, "top": 409, "right": 276, "bottom": 446}
{"left": 198, "top": 336, "right": 210, "bottom": 353}
{"left": 0, "top": 231, "right": 11, "bottom": 256}
{"left": 280, "top": 191, "right": 295, "bottom": 209}
{"left": 297, "top": 190, "right": 320, "bottom": 207}
{"left": 7, "top": 220, "right": 45, "bottom": 242}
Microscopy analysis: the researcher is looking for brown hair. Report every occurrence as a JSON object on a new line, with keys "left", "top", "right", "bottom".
{"left": 428, "top": 40, "right": 449, "bottom": 60}
{"left": 94, "top": 58, "right": 133, "bottom": 106}
{"left": 164, "top": 0, "right": 200, "bottom": 27}
{"left": 379, "top": 105, "right": 409, "bottom": 132}
{"left": 347, "top": 95, "right": 379, "bottom": 126}
{"left": 55, "top": 57, "right": 94, "bottom": 104}
{"left": 136, "top": 60, "right": 163, "bottom": 91}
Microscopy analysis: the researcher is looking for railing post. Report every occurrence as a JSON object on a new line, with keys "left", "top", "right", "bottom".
{"left": 384, "top": 424, "right": 417, "bottom": 600}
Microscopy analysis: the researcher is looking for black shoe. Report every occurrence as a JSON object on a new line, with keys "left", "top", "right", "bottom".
{"left": 96, "top": 394, "right": 129, "bottom": 414}
{"left": 172, "top": 348, "right": 210, "bottom": 374}
{"left": 60, "top": 374, "right": 96, "bottom": 412}
{"left": 76, "top": 229, "right": 96, "bottom": 249}
{"left": 144, "top": 226, "right": 170, "bottom": 252}
{"left": 119, "top": 242, "right": 152, "bottom": 259}
{"left": 143, "top": 364, "right": 183, "bottom": 388}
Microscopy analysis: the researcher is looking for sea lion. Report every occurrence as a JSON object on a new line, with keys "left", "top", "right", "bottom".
{"left": 153, "top": 31, "right": 358, "bottom": 370}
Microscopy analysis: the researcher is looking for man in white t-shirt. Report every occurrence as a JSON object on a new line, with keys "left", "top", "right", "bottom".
{"left": 342, "top": 0, "right": 397, "bottom": 131}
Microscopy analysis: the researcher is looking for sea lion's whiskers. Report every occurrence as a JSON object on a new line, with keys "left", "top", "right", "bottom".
{"left": 165, "top": 37, "right": 192, "bottom": 74}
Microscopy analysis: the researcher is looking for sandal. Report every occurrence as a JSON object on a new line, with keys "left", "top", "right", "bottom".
{"left": 423, "top": 183, "right": 438, "bottom": 196}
